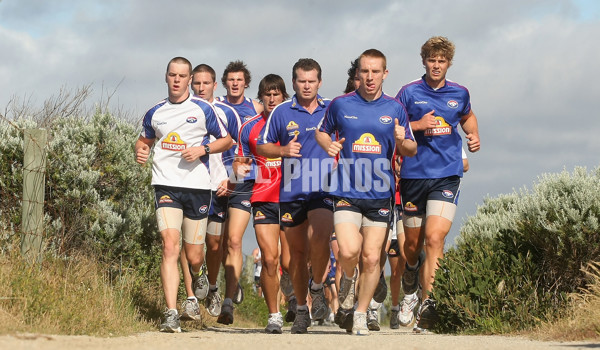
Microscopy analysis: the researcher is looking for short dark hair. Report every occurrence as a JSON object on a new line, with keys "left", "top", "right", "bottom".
{"left": 221, "top": 60, "right": 251, "bottom": 87}
{"left": 192, "top": 64, "right": 216, "bottom": 83}
{"left": 166, "top": 57, "right": 192, "bottom": 75}
{"left": 359, "top": 48, "right": 387, "bottom": 70}
{"left": 292, "top": 58, "right": 322, "bottom": 81}
{"left": 343, "top": 58, "right": 359, "bottom": 94}
{"left": 257, "top": 74, "right": 289, "bottom": 100}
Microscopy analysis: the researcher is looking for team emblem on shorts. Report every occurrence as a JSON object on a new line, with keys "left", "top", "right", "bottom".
{"left": 186, "top": 116, "right": 198, "bottom": 123}
{"left": 442, "top": 190, "right": 454, "bottom": 198}
{"left": 161, "top": 132, "right": 186, "bottom": 151}
{"left": 323, "top": 197, "right": 334, "bottom": 206}
{"left": 336, "top": 199, "right": 351, "bottom": 207}
{"left": 447, "top": 100, "right": 458, "bottom": 108}
{"left": 158, "top": 195, "right": 173, "bottom": 204}
{"left": 281, "top": 213, "right": 293, "bottom": 223}
{"left": 378, "top": 208, "right": 390, "bottom": 216}
{"left": 404, "top": 202, "right": 417, "bottom": 212}
{"left": 389, "top": 248, "right": 397, "bottom": 255}
{"left": 241, "top": 200, "right": 251, "bottom": 207}
{"left": 379, "top": 115, "right": 392, "bottom": 124}
{"left": 199, "top": 205, "right": 208, "bottom": 214}
{"left": 352, "top": 133, "right": 381, "bottom": 154}
{"left": 217, "top": 211, "right": 226, "bottom": 218}
{"left": 254, "top": 211, "right": 266, "bottom": 220}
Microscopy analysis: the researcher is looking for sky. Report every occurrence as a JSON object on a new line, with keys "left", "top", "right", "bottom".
{"left": 1, "top": 0, "right": 599, "bottom": 258}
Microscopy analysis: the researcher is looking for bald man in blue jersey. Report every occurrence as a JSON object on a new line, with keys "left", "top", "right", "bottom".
{"left": 316, "top": 49, "right": 417, "bottom": 335}
{"left": 396, "top": 36, "right": 480, "bottom": 333}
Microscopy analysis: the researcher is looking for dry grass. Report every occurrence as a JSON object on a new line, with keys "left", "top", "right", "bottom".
{"left": 533, "top": 261, "right": 600, "bottom": 341}
{"left": 0, "top": 250, "right": 155, "bottom": 336}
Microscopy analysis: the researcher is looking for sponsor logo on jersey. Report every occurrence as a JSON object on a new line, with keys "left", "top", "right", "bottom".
{"left": 447, "top": 100, "right": 458, "bottom": 108}
{"left": 265, "top": 158, "right": 282, "bottom": 167}
{"left": 186, "top": 116, "right": 197, "bottom": 123}
{"left": 336, "top": 199, "right": 351, "bottom": 207}
{"left": 199, "top": 205, "right": 208, "bottom": 214}
{"left": 414, "top": 101, "right": 428, "bottom": 104}
{"left": 352, "top": 133, "right": 382, "bottom": 154}
{"left": 288, "top": 130, "right": 300, "bottom": 137}
{"left": 424, "top": 117, "right": 451, "bottom": 136}
{"left": 379, "top": 116, "right": 392, "bottom": 124}
{"left": 305, "top": 126, "right": 316, "bottom": 132}
{"left": 286, "top": 121, "right": 299, "bottom": 130}
{"left": 254, "top": 210, "right": 266, "bottom": 220}
{"left": 404, "top": 202, "right": 417, "bottom": 212}
{"left": 323, "top": 197, "right": 334, "bottom": 207}
{"left": 344, "top": 115, "right": 358, "bottom": 119}
{"left": 161, "top": 132, "right": 187, "bottom": 151}
{"left": 241, "top": 200, "right": 251, "bottom": 207}
{"left": 158, "top": 195, "right": 173, "bottom": 204}
{"left": 442, "top": 190, "right": 454, "bottom": 198}
{"left": 281, "top": 213, "right": 293, "bottom": 223}
{"left": 378, "top": 208, "right": 390, "bottom": 216}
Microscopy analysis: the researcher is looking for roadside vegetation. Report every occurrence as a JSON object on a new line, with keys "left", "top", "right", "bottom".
{"left": 0, "top": 92, "right": 597, "bottom": 339}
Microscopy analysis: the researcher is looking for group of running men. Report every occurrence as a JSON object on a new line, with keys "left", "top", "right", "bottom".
{"left": 134, "top": 35, "right": 481, "bottom": 336}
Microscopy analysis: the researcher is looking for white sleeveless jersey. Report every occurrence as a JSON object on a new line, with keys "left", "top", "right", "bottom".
{"left": 140, "top": 94, "right": 228, "bottom": 189}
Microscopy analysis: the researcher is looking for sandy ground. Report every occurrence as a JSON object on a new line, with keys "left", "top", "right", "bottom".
{"left": 0, "top": 324, "right": 596, "bottom": 350}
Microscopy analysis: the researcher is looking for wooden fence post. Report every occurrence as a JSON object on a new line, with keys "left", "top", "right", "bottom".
{"left": 21, "top": 128, "right": 47, "bottom": 263}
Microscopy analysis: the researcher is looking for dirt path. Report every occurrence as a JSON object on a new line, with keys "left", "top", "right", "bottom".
{"left": 0, "top": 324, "right": 595, "bottom": 350}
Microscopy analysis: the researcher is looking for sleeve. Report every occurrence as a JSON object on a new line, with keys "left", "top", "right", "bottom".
{"left": 396, "top": 102, "right": 415, "bottom": 141}
{"left": 205, "top": 104, "right": 229, "bottom": 139}
{"left": 237, "top": 122, "right": 252, "bottom": 158}
{"left": 258, "top": 110, "right": 279, "bottom": 145}
{"left": 318, "top": 101, "right": 337, "bottom": 135}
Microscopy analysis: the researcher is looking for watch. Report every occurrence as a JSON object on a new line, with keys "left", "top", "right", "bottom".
{"left": 204, "top": 144, "right": 211, "bottom": 154}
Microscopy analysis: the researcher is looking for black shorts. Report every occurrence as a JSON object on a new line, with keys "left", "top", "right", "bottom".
{"left": 154, "top": 185, "right": 211, "bottom": 220}
{"left": 387, "top": 239, "right": 400, "bottom": 257}
{"left": 209, "top": 190, "right": 228, "bottom": 222}
{"left": 280, "top": 194, "right": 334, "bottom": 227}
{"left": 252, "top": 202, "right": 280, "bottom": 226}
{"left": 228, "top": 180, "right": 254, "bottom": 213}
{"left": 401, "top": 176, "right": 461, "bottom": 217}
{"left": 333, "top": 197, "right": 393, "bottom": 223}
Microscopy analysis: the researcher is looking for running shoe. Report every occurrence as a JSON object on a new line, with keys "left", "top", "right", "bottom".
{"left": 389, "top": 308, "right": 400, "bottom": 329}
{"left": 352, "top": 311, "right": 369, "bottom": 336}
{"left": 205, "top": 288, "right": 222, "bottom": 317}
{"left": 217, "top": 303, "right": 234, "bottom": 325}
{"left": 265, "top": 313, "right": 284, "bottom": 334}
{"left": 279, "top": 271, "right": 294, "bottom": 297}
{"left": 309, "top": 286, "right": 327, "bottom": 320}
{"left": 415, "top": 298, "right": 439, "bottom": 331}
{"left": 366, "top": 307, "right": 380, "bottom": 331}
{"left": 159, "top": 308, "right": 181, "bottom": 333}
{"left": 233, "top": 282, "right": 244, "bottom": 304}
{"left": 335, "top": 307, "right": 354, "bottom": 332}
{"left": 373, "top": 273, "right": 388, "bottom": 303}
{"left": 285, "top": 295, "right": 297, "bottom": 322}
{"left": 402, "top": 253, "right": 423, "bottom": 295}
{"left": 399, "top": 292, "right": 419, "bottom": 326}
{"left": 290, "top": 308, "right": 311, "bottom": 334}
{"left": 180, "top": 298, "right": 201, "bottom": 321}
{"left": 195, "top": 264, "right": 209, "bottom": 300}
{"left": 338, "top": 269, "right": 357, "bottom": 310}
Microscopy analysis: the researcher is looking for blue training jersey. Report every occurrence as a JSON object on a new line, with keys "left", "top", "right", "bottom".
{"left": 396, "top": 75, "right": 471, "bottom": 179}
{"left": 258, "top": 94, "right": 332, "bottom": 202}
{"left": 217, "top": 96, "right": 259, "bottom": 124}
{"left": 319, "top": 92, "right": 413, "bottom": 199}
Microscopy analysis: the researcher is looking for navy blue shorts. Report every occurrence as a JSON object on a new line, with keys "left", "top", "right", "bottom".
{"left": 154, "top": 185, "right": 211, "bottom": 220}
{"left": 400, "top": 176, "right": 461, "bottom": 217}
{"left": 333, "top": 197, "right": 393, "bottom": 223}
{"left": 252, "top": 202, "right": 280, "bottom": 226}
{"left": 228, "top": 180, "right": 254, "bottom": 212}
{"left": 280, "top": 194, "right": 334, "bottom": 227}
{"left": 209, "top": 190, "right": 228, "bottom": 222}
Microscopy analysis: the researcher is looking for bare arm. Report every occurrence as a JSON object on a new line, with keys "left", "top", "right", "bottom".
{"left": 135, "top": 136, "right": 154, "bottom": 164}
{"left": 256, "top": 134, "right": 302, "bottom": 158}
{"left": 394, "top": 119, "right": 417, "bottom": 157}
{"left": 181, "top": 134, "right": 233, "bottom": 162}
{"left": 460, "top": 110, "right": 480, "bottom": 153}
{"left": 315, "top": 130, "right": 345, "bottom": 157}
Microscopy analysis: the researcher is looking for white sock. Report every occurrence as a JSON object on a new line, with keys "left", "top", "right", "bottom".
{"left": 391, "top": 304, "right": 400, "bottom": 311}
{"left": 187, "top": 296, "right": 197, "bottom": 302}
{"left": 169, "top": 308, "right": 178, "bottom": 315}
{"left": 209, "top": 284, "right": 218, "bottom": 291}
{"left": 311, "top": 282, "right": 323, "bottom": 291}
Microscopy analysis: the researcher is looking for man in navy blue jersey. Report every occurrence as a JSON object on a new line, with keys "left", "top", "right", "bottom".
{"left": 316, "top": 49, "right": 417, "bottom": 335}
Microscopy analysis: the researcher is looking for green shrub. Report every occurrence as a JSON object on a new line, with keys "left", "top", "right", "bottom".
{"left": 433, "top": 167, "right": 600, "bottom": 333}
